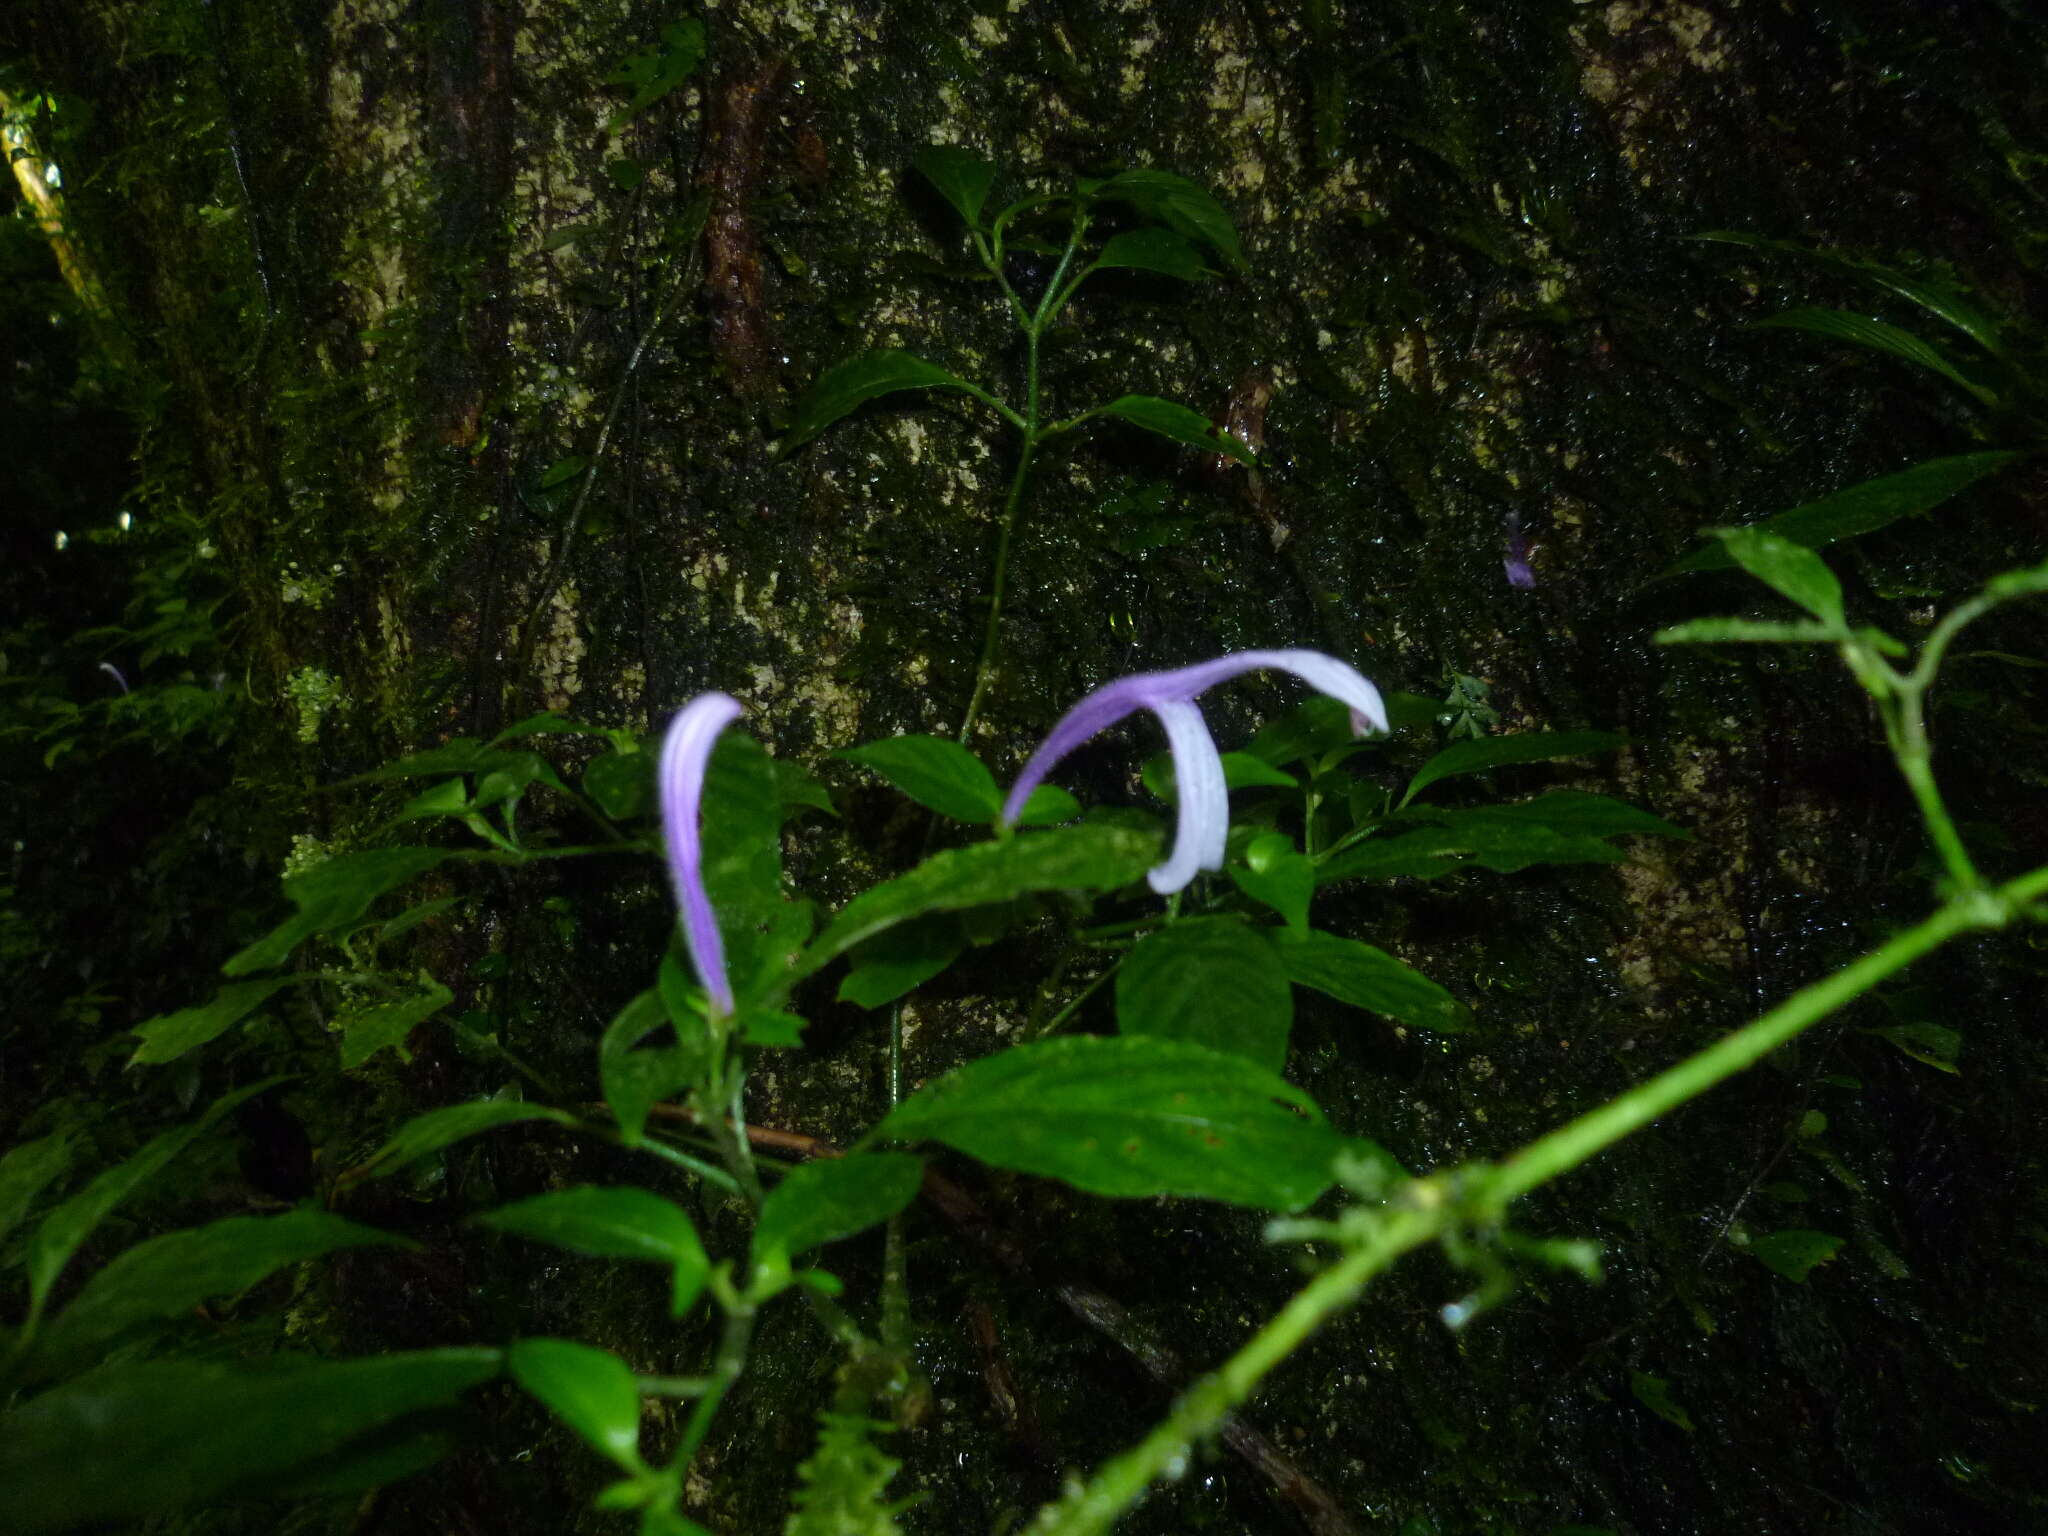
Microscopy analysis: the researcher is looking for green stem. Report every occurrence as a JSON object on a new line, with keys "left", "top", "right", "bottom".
{"left": 957, "top": 405, "right": 1039, "bottom": 745}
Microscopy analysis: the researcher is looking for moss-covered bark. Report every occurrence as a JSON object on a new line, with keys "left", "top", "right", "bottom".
{"left": 5, "top": 0, "right": 2047, "bottom": 1531}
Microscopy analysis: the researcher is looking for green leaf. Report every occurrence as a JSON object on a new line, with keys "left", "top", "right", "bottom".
{"left": 1390, "top": 808, "right": 1630, "bottom": 873}
{"left": 775, "top": 759, "right": 839, "bottom": 818}
{"left": 1090, "top": 394, "right": 1256, "bottom": 464}
{"left": 603, "top": 18, "right": 706, "bottom": 131}
{"left": 130, "top": 977, "right": 297, "bottom": 1066}
{"left": 1092, "top": 168, "right": 1245, "bottom": 270}
{"left": 701, "top": 732, "right": 803, "bottom": 1003}
{"left": 915, "top": 145, "right": 1000, "bottom": 228}
{"left": 225, "top": 848, "right": 456, "bottom": 976}
{"left": 0, "top": 1349, "right": 499, "bottom": 1532}
{"left": 1654, "top": 617, "right": 1840, "bottom": 646}
{"left": 1015, "top": 784, "right": 1083, "bottom": 825}
{"left": 1743, "top": 1227, "right": 1843, "bottom": 1283}
{"left": 507, "top": 1338, "right": 646, "bottom": 1472}
{"left": 584, "top": 748, "right": 653, "bottom": 821}
{"left": 1711, "top": 526, "right": 1844, "bottom": 625}
{"left": 1273, "top": 929, "right": 1471, "bottom": 1032}
{"left": 1862, "top": 1021, "right": 1961, "bottom": 1074}
{"left": 601, "top": 989, "right": 702, "bottom": 1145}
{"left": 1474, "top": 790, "right": 1690, "bottom": 841}
{"left": 1229, "top": 843, "right": 1315, "bottom": 933}
{"left": 838, "top": 735, "right": 1002, "bottom": 822}
{"left": 781, "top": 349, "right": 986, "bottom": 453}
{"left": 1315, "top": 827, "right": 1473, "bottom": 884}
{"left": 1117, "top": 918, "right": 1294, "bottom": 1071}
{"left": 1245, "top": 693, "right": 1413, "bottom": 766}
{"left": 24, "top": 1080, "right": 279, "bottom": 1330}
{"left": 33, "top": 1210, "right": 406, "bottom": 1373}
{"left": 1142, "top": 749, "right": 1299, "bottom": 802}
{"left": 379, "top": 895, "right": 464, "bottom": 945}
{"left": 1401, "top": 731, "right": 1625, "bottom": 807}
{"left": 339, "top": 977, "right": 456, "bottom": 1070}
{"left": 753, "top": 1153, "right": 925, "bottom": 1273}
{"left": 481, "top": 1187, "right": 708, "bottom": 1317}
{"left": 1665, "top": 451, "right": 2022, "bottom": 574}
{"left": 871, "top": 1035, "right": 1340, "bottom": 1210}
{"left": 1755, "top": 307, "right": 1998, "bottom": 406}
{"left": 0, "top": 1132, "right": 75, "bottom": 1248}
{"left": 1629, "top": 1371, "right": 1695, "bottom": 1434}
{"left": 837, "top": 917, "right": 966, "bottom": 1010}
{"left": 1092, "top": 227, "right": 1207, "bottom": 281}
{"left": 353, "top": 1099, "right": 578, "bottom": 1182}
{"left": 798, "top": 823, "right": 1159, "bottom": 979}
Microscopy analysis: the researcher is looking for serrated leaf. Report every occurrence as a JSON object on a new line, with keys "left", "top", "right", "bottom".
{"left": 1664, "top": 451, "right": 2021, "bottom": 575}
{"left": 1654, "top": 617, "right": 1840, "bottom": 645}
{"left": 1117, "top": 918, "right": 1294, "bottom": 1071}
{"left": 1092, "top": 227, "right": 1207, "bottom": 280}
{"left": 482, "top": 1187, "right": 708, "bottom": 1316}
{"left": 797, "top": 823, "right": 1159, "bottom": 979}
{"left": 838, "top": 735, "right": 1002, "bottom": 822}
{"left": 781, "top": 350, "right": 985, "bottom": 453}
{"left": 915, "top": 145, "right": 999, "bottom": 228}
{"left": 508, "top": 1339, "right": 646, "bottom": 1472}
{"left": 871, "top": 1035, "right": 1339, "bottom": 1210}
{"left": 130, "top": 977, "right": 297, "bottom": 1066}
{"left": 1712, "top": 527, "right": 1844, "bottom": 625}
{"left": 32, "top": 1210, "right": 406, "bottom": 1373}
{"left": 339, "top": 978, "right": 455, "bottom": 1070}
{"left": 1273, "top": 929, "right": 1471, "bottom": 1032}
{"left": 0, "top": 1349, "right": 500, "bottom": 1532}
{"left": 1401, "top": 730, "right": 1625, "bottom": 808}
{"left": 753, "top": 1153, "right": 925, "bottom": 1273}
{"left": 1090, "top": 394, "right": 1256, "bottom": 464}
{"left": 225, "top": 848, "right": 456, "bottom": 977}
{"left": 1092, "top": 168, "right": 1245, "bottom": 270}
{"left": 353, "top": 1100, "right": 577, "bottom": 1183}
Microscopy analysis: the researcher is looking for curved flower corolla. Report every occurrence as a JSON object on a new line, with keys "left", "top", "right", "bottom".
{"left": 658, "top": 691, "right": 744, "bottom": 1017}
{"left": 999, "top": 649, "right": 1389, "bottom": 895}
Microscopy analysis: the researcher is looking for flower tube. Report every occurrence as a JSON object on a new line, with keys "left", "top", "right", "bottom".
{"left": 657, "top": 691, "right": 744, "bottom": 1017}
{"left": 1000, "top": 649, "right": 1388, "bottom": 895}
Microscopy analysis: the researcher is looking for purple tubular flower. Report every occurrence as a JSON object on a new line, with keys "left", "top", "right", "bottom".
{"left": 658, "top": 692, "right": 744, "bottom": 1017}
{"left": 1000, "top": 649, "right": 1389, "bottom": 895}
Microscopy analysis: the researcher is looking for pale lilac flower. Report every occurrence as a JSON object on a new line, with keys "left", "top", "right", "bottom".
{"left": 1503, "top": 511, "right": 1536, "bottom": 591}
{"left": 658, "top": 692, "right": 743, "bottom": 1017}
{"left": 1000, "top": 650, "right": 1388, "bottom": 895}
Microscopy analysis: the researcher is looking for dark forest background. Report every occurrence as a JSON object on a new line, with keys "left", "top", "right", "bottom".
{"left": 4, "top": 1, "right": 2047, "bottom": 1532}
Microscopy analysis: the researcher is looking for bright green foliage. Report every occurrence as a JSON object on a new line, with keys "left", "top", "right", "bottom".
{"left": 483, "top": 1188, "right": 710, "bottom": 1317}
{"left": 508, "top": 1338, "right": 649, "bottom": 1471}
{"left": 1117, "top": 917, "right": 1294, "bottom": 1072}
{"left": 752, "top": 1153, "right": 924, "bottom": 1277}
{"left": 783, "top": 1413, "right": 912, "bottom": 1536}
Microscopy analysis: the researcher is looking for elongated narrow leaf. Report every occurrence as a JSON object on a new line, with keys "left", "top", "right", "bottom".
{"left": 1315, "top": 827, "right": 1472, "bottom": 885}
{"left": 1092, "top": 227, "right": 1207, "bottom": 280}
{"left": 781, "top": 350, "right": 985, "bottom": 453}
{"left": 33, "top": 1210, "right": 407, "bottom": 1372}
{"left": 225, "top": 847, "right": 455, "bottom": 976}
{"left": 339, "top": 977, "right": 455, "bottom": 1070}
{"left": 753, "top": 1152, "right": 925, "bottom": 1272}
{"left": 508, "top": 1338, "right": 646, "bottom": 1472}
{"left": 837, "top": 917, "right": 965, "bottom": 1009}
{"left": 1390, "top": 808, "right": 1631, "bottom": 873}
{"left": 838, "top": 735, "right": 1002, "bottom": 823}
{"left": 872, "top": 1035, "right": 1340, "bottom": 1210}
{"left": 1093, "top": 168, "right": 1245, "bottom": 270}
{"left": 1713, "top": 526, "right": 1844, "bottom": 624}
{"left": 1469, "top": 790, "right": 1690, "bottom": 841}
{"left": 915, "top": 145, "right": 1000, "bottom": 228}
{"left": 352, "top": 1100, "right": 578, "bottom": 1183}
{"left": 1273, "top": 930, "right": 1471, "bottom": 1032}
{"left": 1665, "top": 451, "right": 2022, "bottom": 574}
{"left": 1401, "top": 730, "right": 1625, "bottom": 807}
{"left": 130, "top": 977, "right": 297, "bottom": 1066}
{"left": 1091, "top": 394, "right": 1256, "bottom": 464}
{"left": 25, "top": 1080, "right": 279, "bottom": 1328}
{"left": 0, "top": 1132, "right": 75, "bottom": 1248}
{"left": 1117, "top": 918, "right": 1294, "bottom": 1072}
{"left": 482, "top": 1187, "right": 708, "bottom": 1317}
{"left": 0, "top": 1349, "right": 500, "bottom": 1532}
{"left": 702, "top": 731, "right": 808, "bottom": 1003}
{"left": 1654, "top": 617, "right": 1839, "bottom": 645}
{"left": 798, "top": 823, "right": 1159, "bottom": 978}
{"left": 1756, "top": 308, "right": 1997, "bottom": 405}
